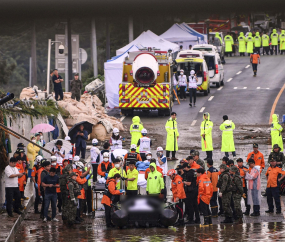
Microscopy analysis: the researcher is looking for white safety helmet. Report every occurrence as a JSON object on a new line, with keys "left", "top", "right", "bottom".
{"left": 75, "top": 161, "right": 84, "bottom": 169}
{"left": 34, "top": 155, "right": 43, "bottom": 165}
{"left": 190, "top": 70, "right": 195, "bottom": 75}
{"left": 116, "top": 156, "right": 124, "bottom": 162}
{"left": 180, "top": 69, "right": 184, "bottom": 73}
{"left": 50, "top": 156, "right": 57, "bottom": 162}
{"left": 65, "top": 136, "right": 71, "bottom": 141}
{"left": 113, "top": 128, "right": 119, "bottom": 133}
{"left": 92, "top": 138, "right": 98, "bottom": 145}
{"left": 141, "top": 128, "right": 147, "bottom": 135}
{"left": 103, "top": 152, "right": 109, "bottom": 158}
{"left": 130, "top": 144, "right": 137, "bottom": 150}
{"left": 157, "top": 147, "right": 163, "bottom": 152}
{"left": 146, "top": 151, "right": 152, "bottom": 155}
{"left": 73, "top": 156, "right": 80, "bottom": 162}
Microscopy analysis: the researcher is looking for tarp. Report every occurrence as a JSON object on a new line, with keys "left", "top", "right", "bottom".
{"left": 104, "top": 45, "right": 139, "bottom": 108}
{"left": 179, "top": 23, "right": 208, "bottom": 44}
{"left": 160, "top": 23, "right": 198, "bottom": 42}
{"left": 116, "top": 31, "right": 179, "bottom": 56}
{"left": 160, "top": 23, "right": 199, "bottom": 49}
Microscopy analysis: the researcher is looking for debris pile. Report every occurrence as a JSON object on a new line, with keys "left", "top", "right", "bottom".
{"left": 19, "top": 88, "right": 124, "bottom": 141}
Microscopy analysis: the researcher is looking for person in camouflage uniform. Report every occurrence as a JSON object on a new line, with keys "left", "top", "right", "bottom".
{"left": 191, "top": 150, "right": 205, "bottom": 170}
{"left": 66, "top": 172, "right": 81, "bottom": 225}
{"left": 268, "top": 144, "right": 285, "bottom": 168}
{"left": 70, "top": 73, "right": 82, "bottom": 101}
{"left": 217, "top": 164, "right": 233, "bottom": 223}
{"left": 229, "top": 166, "right": 244, "bottom": 223}
{"left": 59, "top": 163, "right": 73, "bottom": 220}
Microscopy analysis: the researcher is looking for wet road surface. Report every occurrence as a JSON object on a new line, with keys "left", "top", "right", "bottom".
{"left": 13, "top": 55, "right": 285, "bottom": 241}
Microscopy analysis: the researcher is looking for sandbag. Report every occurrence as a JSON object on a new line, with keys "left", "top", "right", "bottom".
{"left": 91, "top": 123, "right": 112, "bottom": 141}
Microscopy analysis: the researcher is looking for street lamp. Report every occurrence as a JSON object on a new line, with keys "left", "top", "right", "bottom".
{"left": 46, "top": 39, "right": 64, "bottom": 95}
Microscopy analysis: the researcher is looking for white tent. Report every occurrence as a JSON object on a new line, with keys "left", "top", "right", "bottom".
{"left": 179, "top": 23, "right": 208, "bottom": 44}
{"left": 116, "top": 31, "right": 179, "bottom": 56}
{"left": 160, "top": 24, "right": 199, "bottom": 49}
{"left": 104, "top": 45, "right": 139, "bottom": 108}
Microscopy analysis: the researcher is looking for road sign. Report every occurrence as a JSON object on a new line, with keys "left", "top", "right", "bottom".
{"left": 80, "top": 48, "right": 88, "bottom": 64}
{"left": 55, "top": 34, "right": 79, "bottom": 74}
{"left": 55, "top": 59, "right": 79, "bottom": 73}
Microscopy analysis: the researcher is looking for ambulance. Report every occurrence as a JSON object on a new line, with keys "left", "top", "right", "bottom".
{"left": 119, "top": 49, "right": 172, "bottom": 116}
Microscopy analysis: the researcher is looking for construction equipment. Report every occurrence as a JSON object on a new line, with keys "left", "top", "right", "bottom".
{"left": 119, "top": 49, "right": 173, "bottom": 117}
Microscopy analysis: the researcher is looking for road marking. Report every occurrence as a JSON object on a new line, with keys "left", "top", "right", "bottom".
{"left": 234, "top": 87, "right": 237, "bottom": 89}
{"left": 199, "top": 107, "right": 205, "bottom": 113}
{"left": 208, "top": 96, "right": 214, "bottom": 101}
{"left": 227, "top": 78, "right": 233, "bottom": 82}
{"left": 191, "top": 120, "right": 197, "bottom": 126}
{"left": 120, "top": 116, "right": 126, "bottom": 122}
{"left": 245, "top": 65, "right": 250, "bottom": 68}
{"left": 257, "top": 87, "right": 270, "bottom": 90}
{"left": 217, "top": 86, "right": 223, "bottom": 91}
{"left": 234, "top": 87, "right": 247, "bottom": 89}
{"left": 269, "top": 83, "right": 285, "bottom": 123}
{"left": 243, "top": 87, "right": 247, "bottom": 89}
{"left": 236, "top": 71, "right": 242, "bottom": 75}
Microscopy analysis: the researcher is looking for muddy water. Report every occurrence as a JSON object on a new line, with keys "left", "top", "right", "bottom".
{"left": 15, "top": 220, "right": 285, "bottom": 242}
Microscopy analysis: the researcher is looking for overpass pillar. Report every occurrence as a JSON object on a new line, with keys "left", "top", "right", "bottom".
{"left": 129, "top": 16, "right": 134, "bottom": 43}
{"left": 91, "top": 18, "right": 98, "bottom": 77}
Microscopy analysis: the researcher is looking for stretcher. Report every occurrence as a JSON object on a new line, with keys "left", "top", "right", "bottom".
{"left": 91, "top": 181, "right": 106, "bottom": 217}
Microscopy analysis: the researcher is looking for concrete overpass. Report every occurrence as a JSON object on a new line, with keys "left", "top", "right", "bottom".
{"left": 0, "top": 0, "right": 283, "bottom": 18}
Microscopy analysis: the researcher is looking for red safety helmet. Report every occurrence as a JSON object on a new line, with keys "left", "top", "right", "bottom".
{"left": 167, "top": 169, "right": 177, "bottom": 176}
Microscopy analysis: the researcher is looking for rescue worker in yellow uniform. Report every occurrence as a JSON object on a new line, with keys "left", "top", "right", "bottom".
{"left": 224, "top": 33, "right": 234, "bottom": 57}
{"left": 262, "top": 32, "right": 270, "bottom": 55}
{"left": 279, "top": 30, "right": 285, "bottom": 55}
{"left": 254, "top": 32, "right": 261, "bottom": 55}
{"left": 130, "top": 116, "right": 144, "bottom": 152}
{"left": 238, "top": 32, "right": 246, "bottom": 56}
{"left": 246, "top": 33, "right": 254, "bottom": 56}
{"left": 271, "top": 114, "right": 283, "bottom": 152}
{"left": 220, "top": 115, "right": 236, "bottom": 159}
{"left": 165, "top": 112, "right": 179, "bottom": 161}
{"left": 214, "top": 32, "right": 223, "bottom": 46}
{"left": 200, "top": 112, "right": 213, "bottom": 160}
{"left": 271, "top": 29, "right": 279, "bottom": 55}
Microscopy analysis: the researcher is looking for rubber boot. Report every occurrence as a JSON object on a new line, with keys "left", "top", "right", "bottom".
{"left": 174, "top": 219, "right": 184, "bottom": 226}
{"left": 200, "top": 216, "right": 209, "bottom": 227}
{"left": 221, "top": 216, "right": 233, "bottom": 224}
{"left": 208, "top": 215, "right": 212, "bottom": 225}
{"left": 243, "top": 206, "right": 250, "bottom": 215}
{"left": 211, "top": 206, "right": 218, "bottom": 217}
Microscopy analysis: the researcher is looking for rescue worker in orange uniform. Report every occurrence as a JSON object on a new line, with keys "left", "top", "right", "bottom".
{"left": 124, "top": 144, "right": 142, "bottom": 171}
{"left": 250, "top": 51, "right": 260, "bottom": 76}
{"left": 101, "top": 173, "right": 124, "bottom": 227}
{"left": 31, "top": 155, "right": 43, "bottom": 214}
{"left": 73, "top": 161, "right": 91, "bottom": 222}
{"left": 51, "top": 156, "right": 63, "bottom": 214}
{"left": 265, "top": 158, "right": 285, "bottom": 214}
{"left": 186, "top": 155, "right": 201, "bottom": 171}
{"left": 206, "top": 159, "right": 219, "bottom": 217}
{"left": 145, "top": 159, "right": 163, "bottom": 180}
{"left": 246, "top": 143, "right": 265, "bottom": 172}
{"left": 167, "top": 169, "right": 186, "bottom": 226}
{"left": 236, "top": 158, "right": 250, "bottom": 215}
{"left": 197, "top": 168, "right": 213, "bottom": 226}
{"left": 98, "top": 152, "right": 115, "bottom": 178}
{"left": 16, "top": 155, "right": 27, "bottom": 200}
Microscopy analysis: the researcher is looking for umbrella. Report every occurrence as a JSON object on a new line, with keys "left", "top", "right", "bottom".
{"left": 42, "top": 139, "right": 72, "bottom": 158}
{"left": 68, "top": 121, "right": 94, "bottom": 143}
{"left": 30, "top": 123, "right": 55, "bottom": 133}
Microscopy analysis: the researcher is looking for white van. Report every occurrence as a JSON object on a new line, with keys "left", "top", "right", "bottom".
{"left": 203, "top": 52, "right": 224, "bottom": 88}
{"left": 176, "top": 50, "right": 203, "bottom": 59}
